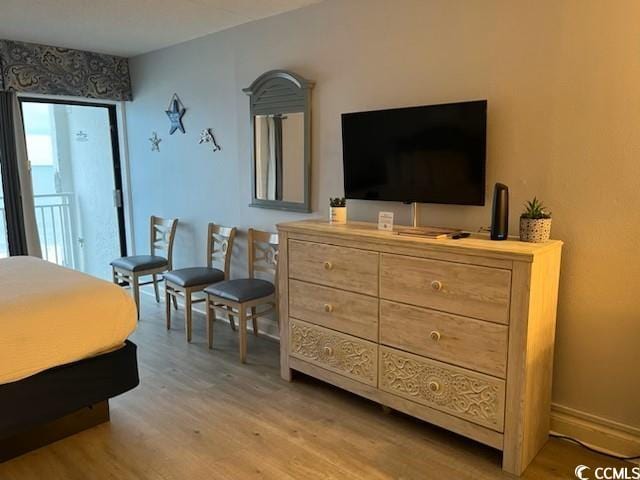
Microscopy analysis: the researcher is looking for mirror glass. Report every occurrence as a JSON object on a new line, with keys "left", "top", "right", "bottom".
{"left": 254, "top": 112, "right": 305, "bottom": 203}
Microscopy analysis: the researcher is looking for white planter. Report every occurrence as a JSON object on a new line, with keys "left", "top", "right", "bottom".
{"left": 519, "top": 218, "right": 552, "bottom": 243}
{"left": 329, "top": 206, "right": 347, "bottom": 224}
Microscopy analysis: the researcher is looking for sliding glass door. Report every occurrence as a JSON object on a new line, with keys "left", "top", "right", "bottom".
{"left": 20, "top": 99, "right": 126, "bottom": 280}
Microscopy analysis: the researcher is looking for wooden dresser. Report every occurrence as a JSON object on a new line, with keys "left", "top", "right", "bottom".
{"left": 277, "top": 220, "right": 562, "bottom": 475}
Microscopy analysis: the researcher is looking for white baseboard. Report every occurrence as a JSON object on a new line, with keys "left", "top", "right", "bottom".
{"left": 551, "top": 403, "right": 640, "bottom": 459}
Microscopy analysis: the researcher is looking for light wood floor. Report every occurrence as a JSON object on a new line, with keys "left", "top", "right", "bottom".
{"left": 0, "top": 294, "right": 630, "bottom": 479}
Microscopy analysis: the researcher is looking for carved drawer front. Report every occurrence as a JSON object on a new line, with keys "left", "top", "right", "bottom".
{"left": 288, "top": 240, "right": 379, "bottom": 296}
{"left": 380, "top": 254, "right": 511, "bottom": 324}
{"left": 289, "top": 319, "right": 378, "bottom": 386}
{"left": 380, "top": 301, "right": 508, "bottom": 378}
{"left": 379, "top": 346, "right": 506, "bottom": 431}
{"left": 289, "top": 279, "right": 379, "bottom": 341}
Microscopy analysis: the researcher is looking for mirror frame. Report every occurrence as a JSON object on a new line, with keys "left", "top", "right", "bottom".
{"left": 243, "top": 70, "right": 314, "bottom": 213}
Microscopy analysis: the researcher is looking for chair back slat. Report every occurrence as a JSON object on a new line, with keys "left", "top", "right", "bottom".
{"left": 248, "top": 228, "right": 279, "bottom": 281}
{"left": 207, "top": 223, "right": 237, "bottom": 279}
{"left": 149, "top": 215, "right": 178, "bottom": 269}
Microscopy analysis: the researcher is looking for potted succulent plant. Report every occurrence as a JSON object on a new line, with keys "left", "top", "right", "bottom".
{"left": 520, "top": 197, "right": 552, "bottom": 242}
{"left": 329, "top": 197, "right": 347, "bottom": 224}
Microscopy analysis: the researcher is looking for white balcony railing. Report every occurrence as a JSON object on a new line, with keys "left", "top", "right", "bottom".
{"left": 0, "top": 193, "right": 76, "bottom": 267}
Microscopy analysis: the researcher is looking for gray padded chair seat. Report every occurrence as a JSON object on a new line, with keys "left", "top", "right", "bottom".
{"left": 165, "top": 267, "right": 225, "bottom": 288}
{"left": 204, "top": 279, "right": 275, "bottom": 303}
{"left": 110, "top": 255, "right": 168, "bottom": 272}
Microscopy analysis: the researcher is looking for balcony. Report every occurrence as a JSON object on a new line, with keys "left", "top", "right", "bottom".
{"left": 0, "top": 193, "right": 76, "bottom": 268}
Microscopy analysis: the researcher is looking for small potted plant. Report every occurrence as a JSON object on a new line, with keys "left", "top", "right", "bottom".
{"left": 520, "top": 197, "right": 552, "bottom": 243}
{"left": 329, "top": 197, "right": 347, "bottom": 224}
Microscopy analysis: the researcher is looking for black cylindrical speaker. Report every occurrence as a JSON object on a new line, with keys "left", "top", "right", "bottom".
{"left": 491, "top": 183, "right": 509, "bottom": 240}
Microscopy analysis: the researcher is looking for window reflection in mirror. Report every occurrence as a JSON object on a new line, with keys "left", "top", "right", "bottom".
{"left": 254, "top": 112, "right": 305, "bottom": 203}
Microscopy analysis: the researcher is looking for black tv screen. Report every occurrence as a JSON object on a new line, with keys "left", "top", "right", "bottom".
{"left": 341, "top": 100, "right": 487, "bottom": 205}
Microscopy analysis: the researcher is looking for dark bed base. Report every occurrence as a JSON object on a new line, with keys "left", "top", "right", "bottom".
{"left": 0, "top": 340, "right": 139, "bottom": 462}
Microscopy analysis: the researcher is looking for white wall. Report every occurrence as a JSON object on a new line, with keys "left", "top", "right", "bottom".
{"left": 52, "top": 104, "right": 121, "bottom": 279}
{"left": 125, "top": 0, "right": 640, "bottom": 435}
{"left": 66, "top": 106, "right": 120, "bottom": 279}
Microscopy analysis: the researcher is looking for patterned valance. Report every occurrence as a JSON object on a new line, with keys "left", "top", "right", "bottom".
{"left": 0, "top": 39, "right": 132, "bottom": 101}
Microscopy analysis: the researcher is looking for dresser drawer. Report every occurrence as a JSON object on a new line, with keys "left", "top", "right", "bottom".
{"left": 289, "top": 240, "right": 379, "bottom": 296}
{"left": 380, "top": 254, "right": 511, "bottom": 324}
{"left": 289, "top": 319, "right": 378, "bottom": 386}
{"left": 379, "top": 300, "right": 508, "bottom": 378}
{"left": 379, "top": 346, "right": 505, "bottom": 431}
{"left": 289, "top": 280, "right": 379, "bottom": 341}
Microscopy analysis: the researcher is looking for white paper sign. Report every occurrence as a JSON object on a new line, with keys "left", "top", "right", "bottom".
{"left": 378, "top": 211, "right": 394, "bottom": 232}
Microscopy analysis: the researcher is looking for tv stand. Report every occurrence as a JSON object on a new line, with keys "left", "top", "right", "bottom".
{"left": 410, "top": 202, "right": 420, "bottom": 227}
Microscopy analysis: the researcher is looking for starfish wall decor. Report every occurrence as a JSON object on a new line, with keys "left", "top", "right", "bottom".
{"left": 165, "top": 93, "right": 186, "bottom": 135}
{"left": 149, "top": 131, "right": 162, "bottom": 152}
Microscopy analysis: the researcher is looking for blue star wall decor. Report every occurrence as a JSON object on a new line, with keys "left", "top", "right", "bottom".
{"left": 165, "top": 93, "right": 186, "bottom": 135}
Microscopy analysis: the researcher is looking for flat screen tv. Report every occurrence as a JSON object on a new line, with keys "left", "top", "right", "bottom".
{"left": 341, "top": 100, "right": 487, "bottom": 205}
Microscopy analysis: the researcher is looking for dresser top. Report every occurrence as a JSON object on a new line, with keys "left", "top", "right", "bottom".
{"left": 277, "top": 220, "right": 562, "bottom": 262}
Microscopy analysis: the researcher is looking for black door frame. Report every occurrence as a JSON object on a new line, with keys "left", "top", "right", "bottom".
{"left": 19, "top": 97, "right": 128, "bottom": 258}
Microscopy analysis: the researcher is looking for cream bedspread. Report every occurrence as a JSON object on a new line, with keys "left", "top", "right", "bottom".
{"left": 0, "top": 256, "right": 137, "bottom": 385}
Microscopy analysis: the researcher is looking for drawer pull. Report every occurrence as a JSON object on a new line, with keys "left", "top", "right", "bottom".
{"left": 323, "top": 261, "right": 333, "bottom": 271}
{"left": 430, "top": 280, "right": 443, "bottom": 291}
{"left": 428, "top": 381, "right": 441, "bottom": 393}
{"left": 429, "top": 330, "right": 441, "bottom": 342}
{"left": 323, "top": 346, "right": 334, "bottom": 356}
{"left": 324, "top": 303, "right": 334, "bottom": 313}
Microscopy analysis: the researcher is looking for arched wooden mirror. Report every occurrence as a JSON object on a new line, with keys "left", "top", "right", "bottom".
{"left": 243, "top": 70, "right": 314, "bottom": 213}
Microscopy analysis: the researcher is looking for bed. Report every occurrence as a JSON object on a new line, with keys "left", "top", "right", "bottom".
{"left": 0, "top": 256, "right": 139, "bottom": 461}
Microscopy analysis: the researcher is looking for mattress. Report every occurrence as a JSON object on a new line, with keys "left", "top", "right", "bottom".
{"left": 0, "top": 256, "right": 137, "bottom": 385}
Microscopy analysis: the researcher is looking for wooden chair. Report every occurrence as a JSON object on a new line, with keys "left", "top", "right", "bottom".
{"left": 111, "top": 216, "right": 178, "bottom": 317}
{"left": 205, "top": 229, "right": 278, "bottom": 363}
{"left": 164, "top": 223, "right": 237, "bottom": 342}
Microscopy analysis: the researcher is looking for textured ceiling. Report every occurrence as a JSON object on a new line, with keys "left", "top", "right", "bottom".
{"left": 0, "top": 0, "right": 322, "bottom": 57}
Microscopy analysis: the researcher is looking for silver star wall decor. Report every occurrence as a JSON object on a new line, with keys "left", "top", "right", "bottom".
{"left": 165, "top": 93, "right": 186, "bottom": 135}
{"left": 199, "top": 128, "right": 222, "bottom": 152}
{"left": 149, "top": 131, "right": 162, "bottom": 152}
